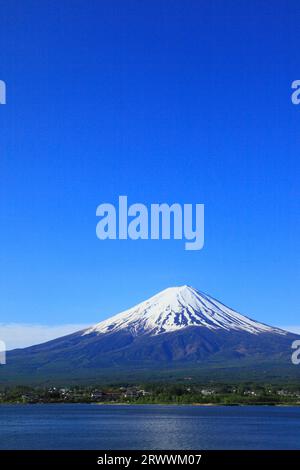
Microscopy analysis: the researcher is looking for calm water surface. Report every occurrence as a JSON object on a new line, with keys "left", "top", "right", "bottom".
{"left": 0, "top": 404, "right": 299, "bottom": 450}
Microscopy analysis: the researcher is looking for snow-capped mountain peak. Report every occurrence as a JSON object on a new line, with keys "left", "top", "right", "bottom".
{"left": 83, "top": 285, "right": 286, "bottom": 337}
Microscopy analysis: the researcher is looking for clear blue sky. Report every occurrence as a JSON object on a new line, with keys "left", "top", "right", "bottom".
{"left": 1, "top": 0, "right": 299, "bottom": 329}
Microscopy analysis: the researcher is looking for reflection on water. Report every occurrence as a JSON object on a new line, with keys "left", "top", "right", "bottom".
{"left": 0, "top": 404, "right": 299, "bottom": 450}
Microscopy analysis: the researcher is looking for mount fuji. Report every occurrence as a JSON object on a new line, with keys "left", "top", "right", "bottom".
{"left": 2, "top": 286, "right": 299, "bottom": 385}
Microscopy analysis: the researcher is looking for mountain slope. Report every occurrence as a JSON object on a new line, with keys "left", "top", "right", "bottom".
{"left": 1, "top": 286, "right": 299, "bottom": 385}
{"left": 84, "top": 285, "right": 285, "bottom": 336}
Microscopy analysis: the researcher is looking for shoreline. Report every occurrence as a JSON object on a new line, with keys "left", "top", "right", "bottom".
{"left": 0, "top": 401, "right": 299, "bottom": 407}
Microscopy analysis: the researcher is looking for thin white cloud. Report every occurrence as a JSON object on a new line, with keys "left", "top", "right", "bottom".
{"left": 0, "top": 323, "right": 89, "bottom": 351}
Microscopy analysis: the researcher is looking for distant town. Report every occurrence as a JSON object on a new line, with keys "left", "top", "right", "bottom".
{"left": 1, "top": 383, "right": 300, "bottom": 406}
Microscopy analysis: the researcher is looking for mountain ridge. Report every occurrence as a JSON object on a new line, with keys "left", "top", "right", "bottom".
{"left": 83, "top": 285, "right": 286, "bottom": 337}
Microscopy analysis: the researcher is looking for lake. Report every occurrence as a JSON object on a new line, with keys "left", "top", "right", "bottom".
{"left": 0, "top": 404, "right": 299, "bottom": 449}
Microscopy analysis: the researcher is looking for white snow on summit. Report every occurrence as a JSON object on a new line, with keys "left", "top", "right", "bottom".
{"left": 83, "top": 285, "right": 286, "bottom": 337}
